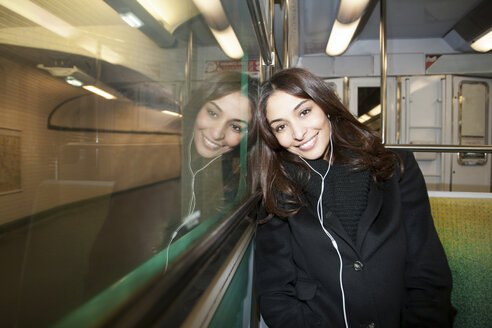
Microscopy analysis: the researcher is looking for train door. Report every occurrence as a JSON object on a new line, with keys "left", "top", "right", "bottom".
{"left": 400, "top": 75, "right": 450, "bottom": 190}
{"left": 451, "top": 77, "right": 492, "bottom": 192}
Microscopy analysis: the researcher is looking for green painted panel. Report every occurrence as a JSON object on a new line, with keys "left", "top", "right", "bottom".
{"left": 209, "top": 242, "right": 254, "bottom": 328}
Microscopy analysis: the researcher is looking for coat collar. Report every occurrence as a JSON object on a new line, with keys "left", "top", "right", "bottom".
{"left": 318, "top": 178, "right": 384, "bottom": 254}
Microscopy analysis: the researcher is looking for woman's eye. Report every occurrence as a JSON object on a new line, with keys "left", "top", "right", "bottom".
{"left": 231, "top": 124, "right": 244, "bottom": 133}
{"left": 274, "top": 124, "right": 286, "bottom": 133}
{"left": 207, "top": 109, "right": 218, "bottom": 118}
{"left": 300, "top": 108, "right": 311, "bottom": 117}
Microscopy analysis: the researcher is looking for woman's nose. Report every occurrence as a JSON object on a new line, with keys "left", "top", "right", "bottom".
{"left": 211, "top": 124, "right": 226, "bottom": 140}
{"left": 292, "top": 124, "right": 307, "bottom": 141}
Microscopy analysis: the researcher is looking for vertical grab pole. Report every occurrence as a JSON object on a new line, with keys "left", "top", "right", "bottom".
{"left": 380, "top": 0, "right": 387, "bottom": 144}
{"left": 184, "top": 30, "right": 193, "bottom": 105}
{"left": 283, "top": 0, "right": 290, "bottom": 69}
{"left": 268, "top": 0, "right": 276, "bottom": 75}
{"left": 246, "top": 0, "right": 273, "bottom": 81}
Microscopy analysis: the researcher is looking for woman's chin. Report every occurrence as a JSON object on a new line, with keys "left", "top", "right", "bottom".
{"left": 195, "top": 143, "right": 231, "bottom": 158}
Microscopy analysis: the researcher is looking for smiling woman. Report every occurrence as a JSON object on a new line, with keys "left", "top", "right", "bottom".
{"left": 182, "top": 71, "right": 258, "bottom": 223}
{"left": 193, "top": 90, "right": 250, "bottom": 158}
{"left": 254, "top": 68, "right": 454, "bottom": 328}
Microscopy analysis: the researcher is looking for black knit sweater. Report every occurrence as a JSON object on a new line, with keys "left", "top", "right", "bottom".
{"left": 301, "top": 158, "right": 371, "bottom": 244}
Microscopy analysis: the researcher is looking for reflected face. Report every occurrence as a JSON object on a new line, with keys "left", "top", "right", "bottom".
{"left": 193, "top": 91, "right": 250, "bottom": 158}
{"left": 266, "top": 91, "right": 331, "bottom": 160}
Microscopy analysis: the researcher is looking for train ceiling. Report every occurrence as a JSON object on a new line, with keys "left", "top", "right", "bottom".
{"left": 296, "top": 0, "right": 491, "bottom": 56}
{"left": 0, "top": 0, "right": 490, "bottom": 94}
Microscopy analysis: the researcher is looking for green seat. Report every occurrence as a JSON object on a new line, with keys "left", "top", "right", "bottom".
{"left": 430, "top": 195, "right": 492, "bottom": 328}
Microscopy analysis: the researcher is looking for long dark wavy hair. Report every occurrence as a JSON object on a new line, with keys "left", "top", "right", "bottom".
{"left": 256, "top": 68, "right": 401, "bottom": 218}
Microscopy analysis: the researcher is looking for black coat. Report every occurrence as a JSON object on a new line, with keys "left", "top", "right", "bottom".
{"left": 255, "top": 150, "right": 453, "bottom": 328}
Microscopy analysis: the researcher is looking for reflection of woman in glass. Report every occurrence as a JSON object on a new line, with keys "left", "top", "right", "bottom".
{"left": 182, "top": 71, "right": 258, "bottom": 224}
{"left": 193, "top": 88, "right": 249, "bottom": 158}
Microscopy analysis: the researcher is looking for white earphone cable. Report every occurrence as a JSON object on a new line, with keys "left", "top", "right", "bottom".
{"left": 298, "top": 122, "right": 349, "bottom": 328}
{"left": 164, "top": 133, "right": 221, "bottom": 273}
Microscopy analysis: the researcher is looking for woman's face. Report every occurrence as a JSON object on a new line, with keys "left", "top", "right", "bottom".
{"left": 193, "top": 91, "right": 250, "bottom": 158}
{"left": 266, "top": 90, "right": 331, "bottom": 160}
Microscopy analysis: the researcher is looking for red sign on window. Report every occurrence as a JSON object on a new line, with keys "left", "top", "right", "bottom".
{"left": 205, "top": 60, "right": 259, "bottom": 75}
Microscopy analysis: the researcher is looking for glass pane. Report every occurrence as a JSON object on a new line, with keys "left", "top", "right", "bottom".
{"left": 0, "top": 0, "right": 259, "bottom": 326}
{"left": 357, "top": 86, "right": 381, "bottom": 133}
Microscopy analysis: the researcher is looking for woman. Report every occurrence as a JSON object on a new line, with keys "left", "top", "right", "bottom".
{"left": 182, "top": 72, "right": 258, "bottom": 220}
{"left": 254, "top": 68, "right": 453, "bottom": 327}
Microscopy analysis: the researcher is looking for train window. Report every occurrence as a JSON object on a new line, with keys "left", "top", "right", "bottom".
{"left": 357, "top": 86, "right": 381, "bottom": 132}
{"left": 458, "top": 81, "right": 489, "bottom": 166}
{"left": 0, "top": 0, "right": 259, "bottom": 327}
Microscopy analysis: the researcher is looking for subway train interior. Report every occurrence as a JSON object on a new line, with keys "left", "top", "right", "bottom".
{"left": 0, "top": 0, "right": 490, "bottom": 327}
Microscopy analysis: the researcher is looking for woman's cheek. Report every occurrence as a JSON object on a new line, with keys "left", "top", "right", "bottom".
{"left": 225, "top": 133, "right": 242, "bottom": 148}
{"left": 194, "top": 110, "right": 210, "bottom": 131}
{"left": 275, "top": 134, "right": 290, "bottom": 149}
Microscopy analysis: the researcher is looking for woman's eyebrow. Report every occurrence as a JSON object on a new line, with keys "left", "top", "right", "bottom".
{"left": 293, "top": 99, "right": 308, "bottom": 111}
{"left": 268, "top": 99, "right": 309, "bottom": 125}
{"left": 209, "top": 101, "right": 223, "bottom": 112}
{"left": 231, "top": 118, "right": 248, "bottom": 124}
{"left": 210, "top": 101, "right": 248, "bottom": 124}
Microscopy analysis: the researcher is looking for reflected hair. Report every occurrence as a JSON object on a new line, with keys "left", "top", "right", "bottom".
{"left": 256, "top": 68, "right": 401, "bottom": 218}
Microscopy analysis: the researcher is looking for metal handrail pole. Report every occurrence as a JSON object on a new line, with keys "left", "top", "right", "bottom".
{"left": 385, "top": 144, "right": 492, "bottom": 152}
{"left": 246, "top": 0, "right": 272, "bottom": 66}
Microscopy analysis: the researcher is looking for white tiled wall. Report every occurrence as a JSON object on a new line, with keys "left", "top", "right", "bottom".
{"left": 0, "top": 56, "right": 181, "bottom": 225}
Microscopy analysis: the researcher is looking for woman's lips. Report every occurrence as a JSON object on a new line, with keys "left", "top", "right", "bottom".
{"left": 298, "top": 133, "right": 318, "bottom": 151}
{"left": 202, "top": 134, "right": 222, "bottom": 150}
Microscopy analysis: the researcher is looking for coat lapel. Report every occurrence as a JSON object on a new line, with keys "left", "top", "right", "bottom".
{"left": 355, "top": 180, "right": 384, "bottom": 251}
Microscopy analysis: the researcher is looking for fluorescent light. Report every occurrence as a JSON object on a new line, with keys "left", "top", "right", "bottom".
{"left": 137, "top": 0, "right": 199, "bottom": 33}
{"left": 367, "top": 104, "right": 381, "bottom": 117}
{"left": 192, "top": 0, "right": 227, "bottom": 28}
{"left": 83, "top": 85, "right": 116, "bottom": 100}
{"left": 192, "top": 0, "right": 243, "bottom": 59}
{"left": 470, "top": 30, "right": 492, "bottom": 52}
{"left": 326, "top": 18, "right": 360, "bottom": 56}
{"left": 210, "top": 26, "right": 244, "bottom": 59}
{"left": 337, "top": 0, "right": 370, "bottom": 23}
{"left": 119, "top": 11, "right": 144, "bottom": 28}
{"left": 358, "top": 114, "right": 371, "bottom": 123}
{"left": 65, "top": 76, "right": 84, "bottom": 87}
{"left": 161, "top": 110, "right": 182, "bottom": 117}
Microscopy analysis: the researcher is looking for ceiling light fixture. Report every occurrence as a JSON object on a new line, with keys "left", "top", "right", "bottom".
{"left": 192, "top": 0, "right": 244, "bottom": 59}
{"left": 104, "top": 0, "right": 176, "bottom": 48}
{"left": 136, "top": 0, "right": 199, "bottom": 33}
{"left": 470, "top": 29, "right": 492, "bottom": 52}
{"left": 367, "top": 104, "right": 381, "bottom": 116}
{"left": 337, "top": 0, "right": 371, "bottom": 23}
{"left": 210, "top": 26, "right": 245, "bottom": 59}
{"left": 65, "top": 76, "right": 84, "bottom": 87}
{"left": 358, "top": 114, "right": 371, "bottom": 123}
{"left": 38, "top": 64, "right": 119, "bottom": 99}
{"left": 83, "top": 85, "right": 117, "bottom": 100}
{"left": 161, "top": 110, "right": 182, "bottom": 117}
{"left": 325, "top": 0, "right": 370, "bottom": 56}
{"left": 326, "top": 18, "right": 361, "bottom": 56}
{"left": 119, "top": 11, "right": 144, "bottom": 28}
